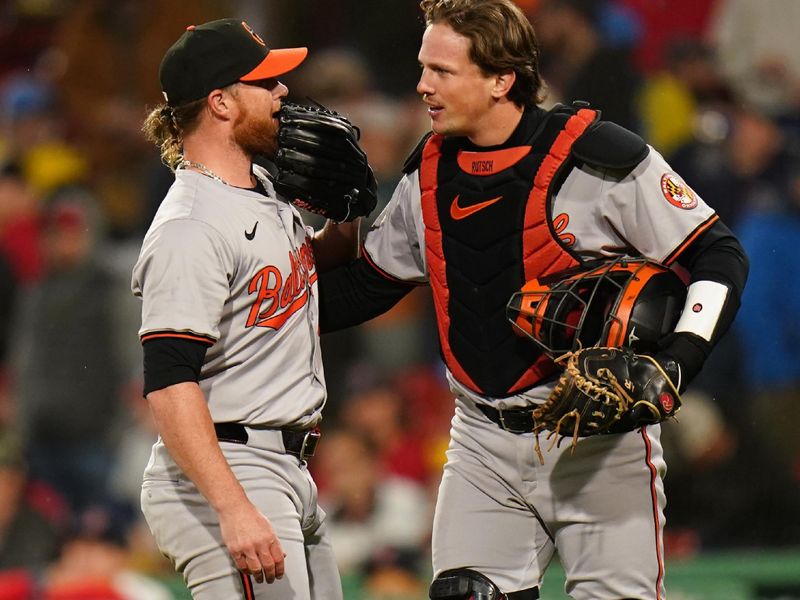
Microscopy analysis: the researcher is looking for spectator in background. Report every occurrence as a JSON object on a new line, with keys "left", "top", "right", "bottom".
{"left": 535, "top": 0, "right": 641, "bottom": 131}
{"left": 709, "top": 0, "right": 800, "bottom": 133}
{"left": 0, "top": 252, "right": 17, "bottom": 387}
{"left": 0, "top": 72, "right": 57, "bottom": 161}
{"left": 735, "top": 160, "right": 800, "bottom": 481}
{"left": 108, "top": 379, "right": 158, "bottom": 516}
{"left": 615, "top": 0, "right": 717, "bottom": 74}
{"left": 51, "top": 0, "right": 226, "bottom": 239}
{"left": 669, "top": 105, "right": 798, "bottom": 230}
{"left": 638, "top": 37, "right": 732, "bottom": 159}
{"left": 359, "top": 550, "right": 428, "bottom": 600}
{"left": 0, "top": 425, "right": 62, "bottom": 574}
{"left": 0, "top": 162, "right": 43, "bottom": 287}
{"left": 0, "top": 0, "right": 64, "bottom": 84}
{"left": 337, "top": 378, "right": 430, "bottom": 485}
{"left": 0, "top": 71, "right": 89, "bottom": 202}
{"left": 42, "top": 501, "right": 173, "bottom": 600}
{"left": 660, "top": 385, "right": 800, "bottom": 551}
{"left": 314, "top": 427, "right": 431, "bottom": 578}
{"left": 11, "top": 188, "right": 126, "bottom": 513}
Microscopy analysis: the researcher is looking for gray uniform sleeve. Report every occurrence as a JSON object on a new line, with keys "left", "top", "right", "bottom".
{"left": 559, "top": 147, "right": 717, "bottom": 261}
{"left": 133, "top": 218, "right": 235, "bottom": 341}
{"left": 363, "top": 171, "right": 428, "bottom": 283}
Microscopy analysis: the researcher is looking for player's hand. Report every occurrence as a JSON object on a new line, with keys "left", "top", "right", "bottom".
{"left": 218, "top": 501, "right": 286, "bottom": 584}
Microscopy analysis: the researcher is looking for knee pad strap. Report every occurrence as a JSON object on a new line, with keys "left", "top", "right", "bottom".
{"left": 429, "top": 568, "right": 539, "bottom": 600}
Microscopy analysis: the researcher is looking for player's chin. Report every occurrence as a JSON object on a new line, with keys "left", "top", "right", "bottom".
{"left": 236, "top": 124, "right": 279, "bottom": 158}
{"left": 251, "top": 141, "right": 278, "bottom": 161}
{"left": 430, "top": 119, "right": 456, "bottom": 137}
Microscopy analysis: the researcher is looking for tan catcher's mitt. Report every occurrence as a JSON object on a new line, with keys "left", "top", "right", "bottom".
{"left": 533, "top": 346, "right": 681, "bottom": 461}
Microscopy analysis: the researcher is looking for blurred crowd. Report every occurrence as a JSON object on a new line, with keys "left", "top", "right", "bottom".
{"left": 0, "top": 0, "right": 799, "bottom": 598}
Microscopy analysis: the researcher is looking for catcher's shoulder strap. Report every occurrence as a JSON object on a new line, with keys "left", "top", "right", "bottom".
{"left": 402, "top": 131, "right": 434, "bottom": 175}
{"left": 570, "top": 103, "right": 648, "bottom": 171}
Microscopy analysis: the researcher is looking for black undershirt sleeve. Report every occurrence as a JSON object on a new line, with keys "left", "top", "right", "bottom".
{"left": 660, "top": 219, "right": 750, "bottom": 386}
{"left": 142, "top": 337, "right": 209, "bottom": 396}
{"left": 674, "top": 220, "right": 749, "bottom": 292}
{"left": 318, "top": 256, "right": 417, "bottom": 334}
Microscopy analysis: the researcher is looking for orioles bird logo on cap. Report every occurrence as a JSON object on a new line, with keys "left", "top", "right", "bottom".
{"left": 241, "top": 21, "right": 266, "bottom": 46}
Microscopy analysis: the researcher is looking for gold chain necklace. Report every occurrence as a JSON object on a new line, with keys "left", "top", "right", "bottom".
{"left": 178, "top": 159, "right": 228, "bottom": 185}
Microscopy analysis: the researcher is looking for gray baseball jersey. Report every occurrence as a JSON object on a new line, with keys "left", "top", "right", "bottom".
{"left": 132, "top": 167, "right": 326, "bottom": 428}
{"left": 132, "top": 167, "right": 341, "bottom": 600}
{"left": 363, "top": 145, "right": 716, "bottom": 598}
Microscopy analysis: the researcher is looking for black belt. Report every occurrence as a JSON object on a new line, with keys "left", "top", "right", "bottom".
{"left": 213, "top": 423, "right": 321, "bottom": 461}
{"left": 476, "top": 404, "right": 537, "bottom": 434}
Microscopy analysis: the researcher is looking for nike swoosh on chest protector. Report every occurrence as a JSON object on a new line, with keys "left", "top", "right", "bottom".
{"left": 449, "top": 195, "right": 503, "bottom": 220}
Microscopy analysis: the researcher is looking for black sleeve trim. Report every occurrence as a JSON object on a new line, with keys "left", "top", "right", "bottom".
{"left": 318, "top": 255, "right": 417, "bottom": 333}
{"left": 142, "top": 337, "right": 208, "bottom": 396}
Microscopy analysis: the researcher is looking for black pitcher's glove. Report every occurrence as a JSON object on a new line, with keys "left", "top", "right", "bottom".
{"left": 532, "top": 347, "right": 682, "bottom": 461}
{"left": 274, "top": 102, "right": 377, "bottom": 222}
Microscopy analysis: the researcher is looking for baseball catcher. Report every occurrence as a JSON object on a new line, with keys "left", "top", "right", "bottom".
{"left": 273, "top": 102, "right": 378, "bottom": 222}
{"left": 507, "top": 257, "right": 686, "bottom": 459}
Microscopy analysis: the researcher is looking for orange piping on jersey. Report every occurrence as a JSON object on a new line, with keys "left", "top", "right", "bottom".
{"left": 420, "top": 135, "right": 482, "bottom": 392}
{"left": 140, "top": 332, "right": 214, "bottom": 345}
{"left": 456, "top": 146, "right": 531, "bottom": 176}
{"left": 361, "top": 246, "right": 425, "bottom": 285}
{"left": 641, "top": 426, "right": 665, "bottom": 600}
{"left": 662, "top": 214, "right": 719, "bottom": 266}
{"left": 522, "top": 108, "right": 596, "bottom": 283}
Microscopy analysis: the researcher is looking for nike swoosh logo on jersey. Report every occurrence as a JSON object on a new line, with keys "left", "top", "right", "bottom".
{"left": 245, "top": 221, "right": 259, "bottom": 240}
{"left": 449, "top": 194, "right": 503, "bottom": 220}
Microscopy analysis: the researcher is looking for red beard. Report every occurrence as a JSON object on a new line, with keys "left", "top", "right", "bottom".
{"left": 234, "top": 103, "right": 279, "bottom": 159}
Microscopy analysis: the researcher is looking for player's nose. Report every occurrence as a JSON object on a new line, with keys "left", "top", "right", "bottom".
{"left": 417, "top": 73, "right": 434, "bottom": 98}
{"left": 273, "top": 81, "right": 289, "bottom": 99}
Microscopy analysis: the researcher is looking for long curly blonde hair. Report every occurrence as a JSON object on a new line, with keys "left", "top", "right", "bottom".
{"left": 141, "top": 99, "right": 206, "bottom": 171}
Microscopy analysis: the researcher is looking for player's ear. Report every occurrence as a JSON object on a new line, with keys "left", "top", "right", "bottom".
{"left": 206, "top": 87, "right": 234, "bottom": 120}
{"left": 491, "top": 70, "right": 516, "bottom": 100}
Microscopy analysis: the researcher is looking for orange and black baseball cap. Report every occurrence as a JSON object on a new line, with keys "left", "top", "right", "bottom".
{"left": 159, "top": 18, "right": 308, "bottom": 106}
